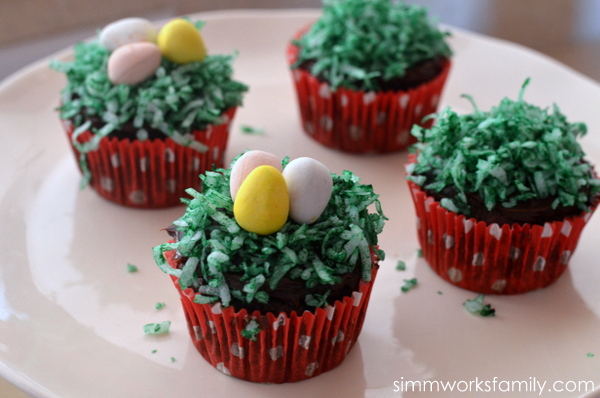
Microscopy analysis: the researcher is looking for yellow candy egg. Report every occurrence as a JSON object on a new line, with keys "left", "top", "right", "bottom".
{"left": 234, "top": 165, "right": 289, "bottom": 235}
{"left": 157, "top": 19, "right": 206, "bottom": 64}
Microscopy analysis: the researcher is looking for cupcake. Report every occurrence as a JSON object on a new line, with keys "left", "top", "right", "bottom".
{"left": 287, "top": 0, "right": 452, "bottom": 153}
{"left": 153, "top": 150, "right": 386, "bottom": 383}
{"left": 51, "top": 17, "right": 248, "bottom": 208}
{"left": 406, "top": 79, "right": 600, "bottom": 294}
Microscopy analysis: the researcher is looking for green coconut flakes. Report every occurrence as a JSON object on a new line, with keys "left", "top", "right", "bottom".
{"left": 153, "top": 158, "right": 386, "bottom": 309}
{"left": 408, "top": 78, "right": 600, "bottom": 216}
{"left": 292, "top": 0, "right": 452, "bottom": 91}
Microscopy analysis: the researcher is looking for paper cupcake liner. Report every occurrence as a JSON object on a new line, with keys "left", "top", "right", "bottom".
{"left": 406, "top": 174, "right": 597, "bottom": 295}
{"left": 287, "top": 31, "right": 451, "bottom": 153}
{"left": 63, "top": 108, "right": 236, "bottom": 208}
{"left": 164, "top": 249, "right": 379, "bottom": 383}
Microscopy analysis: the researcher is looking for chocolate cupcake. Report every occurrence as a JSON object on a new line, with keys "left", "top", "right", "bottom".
{"left": 51, "top": 17, "right": 248, "bottom": 208}
{"left": 287, "top": 0, "right": 452, "bottom": 153}
{"left": 153, "top": 150, "right": 386, "bottom": 382}
{"left": 406, "top": 79, "right": 600, "bottom": 294}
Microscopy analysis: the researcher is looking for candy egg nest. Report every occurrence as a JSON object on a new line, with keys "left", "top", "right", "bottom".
{"left": 50, "top": 17, "right": 248, "bottom": 192}
{"left": 51, "top": 18, "right": 248, "bottom": 142}
{"left": 154, "top": 155, "right": 386, "bottom": 311}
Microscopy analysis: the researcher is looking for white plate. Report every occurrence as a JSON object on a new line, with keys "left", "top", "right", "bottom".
{"left": 1, "top": 9, "right": 600, "bottom": 398}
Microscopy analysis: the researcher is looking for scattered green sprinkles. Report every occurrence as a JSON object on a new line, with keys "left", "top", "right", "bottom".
{"left": 587, "top": 352, "right": 595, "bottom": 358}
{"left": 240, "top": 125, "right": 265, "bottom": 135}
{"left": 408, "top": 78, "right": 600, "bottom": 216}
{"left": 416, "top": 248, "right": 423, "bottom": 258}
{"left": 400, "top": 278, "right": 418, "bottom": 293}
{"left": 127, "top": 263, "right": 138, "bottom": 273}
{"left": 437, "top": 291, "right": 443, "bottom": 295}
{"left": 395, "top": 260, "right": 406, "bottom": 271}
{"left": 292, "top": 0, "right": 451, "bottom": 91}
{"left": 155, "top": 302, "right": 166, "bottom": 310}
{"left": 50, "top": 21, "right": 248, "bottom": 188}
{"left": 240, "top": 319, "right": 262, "bottom": 341}
{"left": 143, "top": 321, "right": 172, "bottom": 335}
{"left": 151, "top": 349, "right": 157, "bottom": 354}
{"left": 153, "top": 156, "right": 386, "bottom": 309}
{"left": 463, "top": 295, "right": 495, "bottom": 317}
{"left": 170, "top": 357, "right": 176, "bottom": 362}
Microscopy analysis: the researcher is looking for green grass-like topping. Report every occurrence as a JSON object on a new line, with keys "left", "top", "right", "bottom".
{"left": 408, "top": 79, "right": 600, "bottom": 215}
{"left": 153, "top": 157, "right": 386, "bottom": 309}
{"left": 292, "top": 0, "right": 452, "bottom": 91}
{"left": 50, "top": 34, "right": 248, "bottom": 142}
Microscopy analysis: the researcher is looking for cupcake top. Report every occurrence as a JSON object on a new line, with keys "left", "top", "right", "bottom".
{"left": 407, "top": 79, "right": 600, "bottom": 223}
{"left": 51, "top": 17, "right": 248, "bottom": 143}
{"left": 291, "top": 0, "right": 452, "bottom": 91}
{"left": 153, "top": 151, "right": 386, "bottom": 315}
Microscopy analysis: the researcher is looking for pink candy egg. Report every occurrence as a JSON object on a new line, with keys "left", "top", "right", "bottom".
{"left": 107, "top": 42, "right": 162, "bottom": 85}
{"left": 230, "top": 150, "right": 282, "bottom": 200}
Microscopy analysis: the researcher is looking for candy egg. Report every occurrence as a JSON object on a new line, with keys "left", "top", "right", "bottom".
{"left": 230, "top": 150, "right": 282, "bottom": 200}
{"left": 107, "top": 42, "right": 162, "bottom": 85}
{"left": 99, "top": 17, "right": 158, "bottom": 51}
{"left": 283, "top": 157, "right": 333, "bottom": 224}
{"left": 157, "top": 19, "right": 206, "bottom": 64}
{"left": 234, "top": 165, "right": 289, "bottom": 235}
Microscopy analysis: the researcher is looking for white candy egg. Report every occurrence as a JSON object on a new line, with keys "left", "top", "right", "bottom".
{"left": 230, "top": 150, "right": 282, "bottom": 200}
{"left": 107, "top": 42, "right": 162, "bottom": 85}
{"left": 100, "top": 17, "right": 158, "bottom": 51}
{"left": 283, "top": 157, "right": 333, "bottom": 224}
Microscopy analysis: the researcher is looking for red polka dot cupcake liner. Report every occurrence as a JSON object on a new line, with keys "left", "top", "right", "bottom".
{"left": 163, "top": 249, "right": 380, "bottom": 383}
{"left": 406, "top": 175, "right": 597, "bottom": 295}
{"left": 63, "top": 108, "right": 236, "bottom": 208}
{"left": 287, "top": 31, "right": 451, "bottom": 154}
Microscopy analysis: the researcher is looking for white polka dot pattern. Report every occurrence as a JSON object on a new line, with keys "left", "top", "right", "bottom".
{"left": 363, "top": 91, "right": 376, "bottom": 105}
{"left": 273, "top": 313, "right": 286, "bottom": 330}
{"left": 193, "top": 325, "right": 203, "bottom": 341}
{"left": 491, "top": 279, "right": 507, "bottom": 292}
{"left": 509, "top": 246, "right": 521, "bottom": 260}
{"left": 305, "top": 362, "right": 319, "bottom": 377}
{"left": 561, "top": 221, "right": 572, "bottom": 237}
{"left": 319, "top": 84, "right": 331, "bottom": 99}
{"left": 129, "top": 190, "right": 146, "bottom": 205}
{"left": 230, "top": 342, "right": 244, "bottom": 358}
{"left": 288, "top": 52, "right": 450, "bottom": 153}
{"left": 139, "top": 157, "right": 148, "bottom": 172}
{"left": 110, "top": 153, "right": 120, "bottom": 168}
{"left": 216, "top": 363, "right": 230, "bottom": 375}
{"left": 533, "top": 256, "right": 546, "bottom": 272}
{"left": 66, "top": 108, "right": 236, "bottom": 208}
{"left": 352, "top": 291, "right": 362, "bottom": 307}
{"left": 542, "top": 223, "right": 553, "bottom": 237}
{"left": 448, "top": 267, "right": 462, "bottom": 282}
{"left": 472, "top": 252, "right": 485, "bottom": 266}
{"left": 299, "top": 335, "right": 311, "bottom": 350}
{"left": 164, "top": 148, "right": 175, "bottom": 163}
{"left": 349, "top": 125, "right": 361, "bottom": 141}
{"left": 489, "top": 224, "right": 502, "bottom": 240}
{"left": 100, "top": 177, "right": 114, "bottom": 192}
{"left": 560, "top": 250, "right": 571, "bottom": 265}
{"left": 331, "top": 330, "right": 345, "bottom": 345}
{"left": 269, "top": 346, "right": 284, "bottom": 361}
{"left": 320, "top": 115, "right": 334, "bottom": 131}
{"left": 407, "top": 178, "right": 595, "bottom": 295}
{"left": 399, "top": 94, "right": 410, "bottom": 108}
